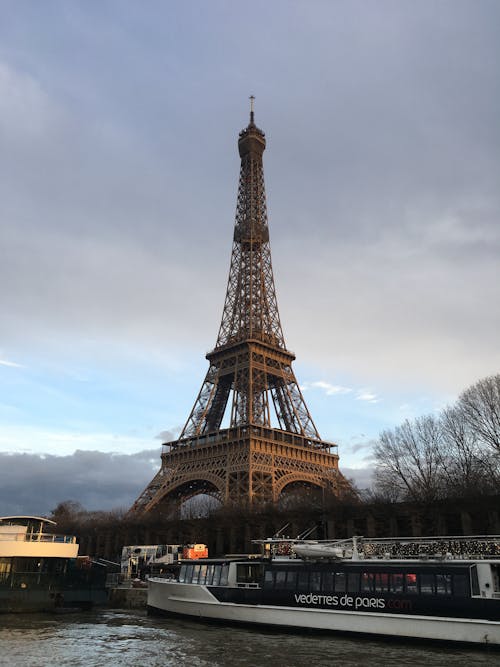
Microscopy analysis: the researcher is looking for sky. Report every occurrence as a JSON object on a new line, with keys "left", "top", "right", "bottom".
{"left": 0, "top": 1, "right": 499, "bottom": 515}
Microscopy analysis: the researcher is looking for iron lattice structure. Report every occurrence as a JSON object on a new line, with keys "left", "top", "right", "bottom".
{"left": 131, "top": 107, "right": 348, "bottom": 515}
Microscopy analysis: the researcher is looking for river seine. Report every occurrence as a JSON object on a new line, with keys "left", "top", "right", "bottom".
{"left": 1, "top": 610, "right": 499, "bottom": 666}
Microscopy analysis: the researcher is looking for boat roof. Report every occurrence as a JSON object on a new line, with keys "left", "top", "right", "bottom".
{"left": 0, "top": 515, "right": 56, "bottom": 525}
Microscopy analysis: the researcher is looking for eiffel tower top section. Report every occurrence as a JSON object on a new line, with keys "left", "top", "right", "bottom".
{"left": 215, "top": 98, "right": 286, "bottom": 351}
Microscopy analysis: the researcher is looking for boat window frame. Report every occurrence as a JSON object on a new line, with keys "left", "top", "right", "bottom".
{"left": 322, "top": 571, "right": 334, "bottom": 592}
{"left": 452, "top": 573, "right": 469, "bottom": 597}
{"left": 361, "top": 572, "right": 374, "bottom": 593}
{"left": 471, "top": 565, "right": 480, "bottom": 596}
{"left": 334, "top": 571, "right": 346, "bottom": 593}
{"left": 435, "top": 573, "right": 452, "bottom": 596}
{"left": 347, "top": 572, "right": 360, "bottom": 593}
{"left": 297, "top": 570, "right": 309, "bottom": 592}
{"left": 191, "top": 564, "right": 200, "bottom": 584}
{"left": 198, "top": 564, "right": 208, "bottom": 585}
{"left": 220, "top": 563, "right": 229, "bottom": 586}
{"left": 310, "top": 570, "right": 322, "bottom": 592}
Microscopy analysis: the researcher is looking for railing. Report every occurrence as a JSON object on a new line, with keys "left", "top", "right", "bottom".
{"left": 359, "top": 535, "right": 500, "bottom": 560}
{"left": 0, "top": 531, "right": 76, "bottom": 544}
{"left": 163, "top": 426, "right": 338, "bottom": 455}
{"left": 254, "top": 535, "right": 500, "bottom": 561}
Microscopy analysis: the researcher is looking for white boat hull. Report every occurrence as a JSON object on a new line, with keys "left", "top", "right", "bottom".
{"left": 148, "top": 579, "right": 499, "bottom": 646}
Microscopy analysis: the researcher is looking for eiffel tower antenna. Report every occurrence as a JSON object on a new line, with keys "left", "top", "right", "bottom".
{"left": 130, "top": 106, "right": 349, "bottom": 515}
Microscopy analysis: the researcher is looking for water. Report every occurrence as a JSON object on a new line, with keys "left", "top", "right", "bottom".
{"left": 1, "top": 610, "right": 499, "bottom": 667}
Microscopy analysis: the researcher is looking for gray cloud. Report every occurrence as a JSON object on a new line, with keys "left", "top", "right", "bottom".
{"left": 341, "top": 467, "right": 374, "bottom": 492}
{"left": 0, "top": 449, "right": 161, "bottom": 515}
{"left": 0, "top": 2, "right": 499, "bottom": 394}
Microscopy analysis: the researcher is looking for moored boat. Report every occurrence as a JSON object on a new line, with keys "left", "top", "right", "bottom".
{"left": 0, "top": 515, "right": 108, "bottom": 612}
{"left": 147, "top": 534, "right": 500, "bottom": 646}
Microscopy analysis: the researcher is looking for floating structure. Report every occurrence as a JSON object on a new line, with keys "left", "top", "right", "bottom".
{"left": 147, "top": 535, "right": 500, "bottom": 646}
{"left": 0, "top": 515, "right": 108, "bottom": 612}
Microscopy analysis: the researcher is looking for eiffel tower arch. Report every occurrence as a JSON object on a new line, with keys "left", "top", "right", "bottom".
{"left": 130, "top": 102, "right": 351, "bottom": 516}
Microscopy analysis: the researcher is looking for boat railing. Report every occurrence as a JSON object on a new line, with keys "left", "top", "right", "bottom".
{"left": 253, "top": 535, "right": 500, "bottom": 561}
{"left": 0, "top": 530, "right": 76, "bottom": 544}
{"left": 357, "top": 535, "right": 500, "bottom": 560}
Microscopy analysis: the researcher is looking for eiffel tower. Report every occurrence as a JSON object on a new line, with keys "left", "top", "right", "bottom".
{"left": 131, "top": 100, "right": 348, "bottom": 515}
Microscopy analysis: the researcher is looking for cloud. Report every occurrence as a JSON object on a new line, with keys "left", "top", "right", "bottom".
{"left": 356, "top": 391, "right": 381, "bottom": 404}
{"left": 349, "top": 439, "right": 377, "bottom": 455}
{"left": 0, "top": 424, "right": 157, "bottom": 456}
{"left": 302, "top": 381, "right": 352, "bottom": 396}
{"left": 0, "top": 5, "right": 498, "bottom": 397}
{"left": 301, "top": 381, "right": 381, "bottom": 405}
{"left": 0, "top": 358, "right": 24, "bottom": 368}
{"left": 341, "top": 467, "right": 374, "bottom": 491}
{"left": 155, "top": 429, "right": 178, "bottom": 442}
{"left": 0, "top": 449, "right": 161, "bottom": 515}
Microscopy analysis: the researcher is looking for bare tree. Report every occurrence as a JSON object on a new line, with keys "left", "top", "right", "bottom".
{"left": 458, "top": 374, "right": 500, "bottom": 453}
{"left": 373, "top": 415, "right": 445, "bottom": 503}
{"left": 440, "top": 406, "right": 494, "bottom": 496}
{"left": 372, "top": 374, "right": 500, "bottom": 504}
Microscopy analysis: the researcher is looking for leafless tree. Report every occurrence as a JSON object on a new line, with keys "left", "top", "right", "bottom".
{"left": 372, "top": 374, "right": 500, "bottom": 504}
{"left": 457, "top": 374, "right": 500, "bottom": 453}
{"left": 440, "top": 406, "right": 495, "bottom": 496}
{"left": 373, "top": 415, "right": 445, "bottom": 503}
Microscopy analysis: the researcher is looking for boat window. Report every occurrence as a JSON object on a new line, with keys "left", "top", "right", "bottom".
{"left": 206, "top": 564, "right": 215, "bottom": 585}
{"left": 220, "top": 563, "right": 229, "bottom": 586}
{"left": 492, "top": 565, "right": 500, "bottom": 593}
{"left": 185, "top": 564, "right": 194, "bottom": 583}
{"left": 334, "top": 572, "right": 346, "bottom": 593}
{"left": 191, "top": 565, "right": 200, "bottom": 584}
{"left": 0, "top": 558, "right": 12, "bottom": 576}
{"left": 275, "top": 570, "right": 287, "bottom": 587}
{"left": 374, "top": 573, "right": 389, "bottom": 593}
{"left": 263, "top": 570, "right": 274, "bottom": 589}
{"left": 297, "top": 571, "right": 309, "bottom": 592}
{"left": 322, "top": 571, "right": 334, "bottom": 592}
{"left": 310, "top": 571, "right": 321, "bottom": 591}
{"left": 436, "top": 574, "right": 452, "bottom": 595}
{"left": 212, "top": 565, "right": 221, "bottom": 586}
{"left": 390, "top": 573, "right": 404, "bottom": 593}
{"left": 453, "top": 574, "right": 469, "bottom": 597}
{"left": 419, "top": 574, "right": 435, "bottom": 595}
{"left": 471, "top": 565, "right": 480, "bottom": 596}
{"left": 285, "top": 570, "right": 297, "bottom": 589}
{"left": 347, "top": 572, "right": 360, "bottom": 593}
{"left": 199, "top": 565, "right": 208, "bottom": 585}
{"left": 405, "top": 573, "right": 417, "bottom": 594}
{"left": 237, "top": 564, "right": 263, "bottom": 584}
{"left": 361, "top": 572, "right": 374, "bottom": 593}
{"left": 178, "top": 565, "right": 187, "bottom": 583}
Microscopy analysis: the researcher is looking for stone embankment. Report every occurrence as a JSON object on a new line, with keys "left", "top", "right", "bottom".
{"left": 108, "top": 585, "right": 147, "bottom": 609}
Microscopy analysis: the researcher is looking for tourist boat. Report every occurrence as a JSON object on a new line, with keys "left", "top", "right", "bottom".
{"left": 147, "top": 535, "right": 500, "bottom": 646}
{"left": 0, "top": 515, "right": 109, "bottom": 612}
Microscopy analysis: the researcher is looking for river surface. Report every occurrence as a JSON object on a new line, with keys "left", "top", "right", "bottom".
{"left": 1, "top": 609, "right": 499, "bottom": 667}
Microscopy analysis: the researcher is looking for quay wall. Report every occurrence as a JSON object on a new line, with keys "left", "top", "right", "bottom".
{"left": 108, "top": 587, "right": 147, "bottom": 609}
